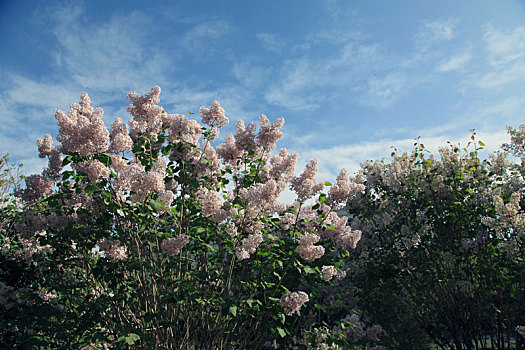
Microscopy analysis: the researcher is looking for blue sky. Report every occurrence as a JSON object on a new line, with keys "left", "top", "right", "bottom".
{"left": 1, "top": 0, "right": 525, "bottom": 182}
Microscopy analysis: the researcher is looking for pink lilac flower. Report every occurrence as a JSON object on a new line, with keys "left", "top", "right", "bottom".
{"left": 225, "top": 221, "right": 238, "bottom": 236}
{"left": 335, "top": 314, "right": 365, "bottom": 343}
{"left": 130, "top": 171, "right": 165, "bottom": 202}
{"left": 200, "top": 100, "right": 229, "bottom": 129}
{"left": 256, "top": 115, "right": 284, "bottom": 151}
{"left": 197, "top": 187, "right": 223, "bottom": 222}
{"left": 268, "top": 148, "right": 298, "bottom": 180}
{"left": 44, "top": 150, "right": 63, "bottom": 180}
{"left": 320, "top": 266, "right": 337, "bottom": 281}
{"left": 195, "top": 144, "right": 220, "bottom": 180}
{"left": 17, "top": 237, "right": 52, "bottom": 261}
{"left": 234, "top": 120, "right": 257, "bottom": 153}
{"left": 165, "top": 114, "right": 203, "bottom": 145}
{"left": 127, "top": 86, "right": 163, "bottom": 141}
{"left": 327, "top": 169, "right": 365, "bottom": 206}
{"left": 161, "top": 235, "right": 190, "bottom": 256}
{"left": 502, "top": 124, "right": 525, "bottom": 158}
{"left": 55, "top": 92, "right": 110, "bottom": 156}
{"left": 109, "top": 117, "right": 133, "bottom": 153}
{"left": 335, "top": 269, "right": 347, "bottom": 281}
{"left": 36, "top": 290, "right": 58, "bottom": 304}
{"left": 152, "top": 156, "right": 168, "bottom": 176}
{"left": 290, "top": 159, "right": 325, "bottom": 202}
{"left": 17, "top": 174, "right": 54, "bottom": 203}
{"left": 280, "top": 291, "right": 309, "bottom": 316}
{"left": 36, "top": 134, "right": 55, "bottom": 158}
{"left": 97, "top": 238, "right": 127, "bottom": 262}
{"left": 335, "top": 229, "right": 362, "bottom": 250}
{"left": 115, "top": 162, "right": 144, "bottom": 196}
{"left": 74, "top": 160, "right": 111, "bottom": 182}
{"left": 158, "top": 190, "right": 175, "bottom": 208}
{"left": 216, "top": 133, "right": 243, "bottom": 165}
{"left": 279, "top": 211, "right": 297, "bottom": 230}
{"left": 111, "top": 154, "right": 128, "bottom": 172}
{"left": 295, "top": 233, "right": 325, "bottom": 261}
{"left": 238, "top": 179, "right": 281, "bottom": 218}
{"left": 235, "top": 232, "right": 264, "bottom": 260}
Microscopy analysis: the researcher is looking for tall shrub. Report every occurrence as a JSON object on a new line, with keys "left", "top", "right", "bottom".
{"left": 345, "top": 133, "right": 525, "bottom": 349}
{"left": 0, "top": 87, "right": 376, "bottom": 349}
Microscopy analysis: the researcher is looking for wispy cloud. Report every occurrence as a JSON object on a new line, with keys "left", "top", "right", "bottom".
{"left": 181, "top": 20, "right": 232, "bottom": 55}
{"left": 484, "top": 24, "right": 525, "bottom": 65}
{"left": 257, "top": 33, "right": 285, "bottom": 53}
{"left": 360, "top": 73, "right": 408, "bottom": 108}
{"left": 470, "top": 24, "right": 525, "bottom": 89}
{"left": 438, "top": 51, "right": 471, "bottom": 72}
{"left": 2, "top": 73, "right": 77, "bottom": 110}
{"left": 49, "top": 8, "right": 173, "bottom": 95}
{"left": 417, "top": 18, "right": 458, "bottom": 43}
{"left": 475, "top": 63, "right": 525, "bottom": 88}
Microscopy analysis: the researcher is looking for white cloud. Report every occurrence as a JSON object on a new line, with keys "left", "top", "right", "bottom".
{"left": 484, "top": 24, "right": 525, "bottom": 66}
{"left": 467, "top": 24, "right": 525, "bottom": 89}
{"left": 231, "top": 60, "right": 270, "bottom": 88}
{"left": 420, "top": 18, "right": 457, "bottom": 42}
{"left": 181, "top": 20, "right": 232, "bottom": 52}
{"left": 478, "top": 97, "right": 522, "bottom": 117}
{"left": 360, "top": 73, "right": 408, "bottom": 108}
{"left": 438, "top": 51, "right": 471, "bottom": 72}
{"left": 264, "top": 58, "right": 322, "bottom": 110}
{"left": 404, "top": 17, "right": 459, "bottom": 68}
{"left": 3, "top": 73, "right": 77, "bottom": 110}
{"left": 257, "top": 33, "right": 285, "bottom": 53}
{"left": 475, "top": 62, "right": 525, "bottom": 88}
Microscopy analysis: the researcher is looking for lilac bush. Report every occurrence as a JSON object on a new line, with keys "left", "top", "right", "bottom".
{"left": 344, "top": 132, "right": 525, "bottom": 349}
{"left": 0, "top": 87, "right": 374, "bottom": 349}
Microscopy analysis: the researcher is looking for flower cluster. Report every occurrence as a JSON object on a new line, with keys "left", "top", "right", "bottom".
{"left": 235, "top": 232, "right": 264, "bottom": 260}
{"left": 97, "top": 238, "right": 128, "bottom": 262}
{"left": 320, "top": 265, "right": 337, "bottom": 281}
{"left": 109, "top": 117, "right": 133, "bottom": 153}
{"left": 295, "top": 233, "right": 325, "bottom": 261}
{"left": 161, "top": 235, "right": 190, "bottom": 256}
{"left": 327, "top": 169, "right": 365, "bottom": 206}
{"left": 280, "top": 291, "right": 309, "bottom": 316}
{"left": 290, "top": 160, "right": 325, "bottom": 202}
{"left": 55, "top": 92, "right": 110, "bottom": 156}
{"left": 36, "top": 290, "right": 58, "bottom": 305}
{"left": 200, "top": 100, "right": 229, "bottom": 129}
{"left": 127, "top": 86, "right": 163, "bottom": 141}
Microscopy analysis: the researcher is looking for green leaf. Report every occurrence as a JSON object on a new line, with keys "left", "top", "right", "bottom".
{"left": 478, "top": 140, "right": 485, "bottom": 146}
{"left": 149, "top": 199, "right": 164, "bottom": 211}
{"left": 195, "top": 227, "right": 206, "bottom": 234}
{"left": 118, "top": 333, "right": 140, "bottom": 345}
{"left": 277, "top": 327, "right": 286, "bottom": 338}
{"left": 62, "top": 156, "right": 72, "bottom": 166}
{"left": 229, "top": 305, "right": 237, "bottom": 316}
{"left": 303, "top": 266, "right": 315, "bottom": 274}
{"left": 126, "top": 333, "right": 140, "bottom": 345}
